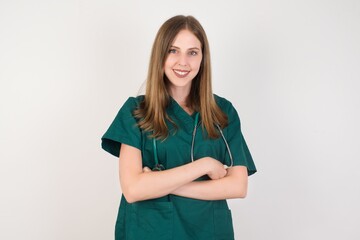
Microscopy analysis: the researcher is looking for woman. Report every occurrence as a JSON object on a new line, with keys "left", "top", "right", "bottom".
{"left": 102, "top": 15, "right": 256, "bottom": 240}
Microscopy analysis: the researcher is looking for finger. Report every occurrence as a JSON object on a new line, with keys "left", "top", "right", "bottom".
{"left": 143, "top": 166, "right": 152, "bottom": 172}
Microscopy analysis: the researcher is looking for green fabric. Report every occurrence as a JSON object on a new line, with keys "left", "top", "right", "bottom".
{"left": 101, "top": 95, "right": 257, "bottom": 240}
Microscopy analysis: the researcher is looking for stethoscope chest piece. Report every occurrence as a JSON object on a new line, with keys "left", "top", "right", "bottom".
{"left": 152, "top": 163, "right": 165, "bottom": 171}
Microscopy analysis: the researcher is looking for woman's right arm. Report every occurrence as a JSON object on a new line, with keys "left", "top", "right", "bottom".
{"left": 119, "top": 143, "right": 226, "bottom": 203}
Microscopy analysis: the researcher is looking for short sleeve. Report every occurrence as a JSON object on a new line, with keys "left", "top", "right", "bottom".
{"left": 101, "top": 97, "right": 142, "bottom": 158}
{"left": 222, "top": 100, "right": 257, "bottom": 176}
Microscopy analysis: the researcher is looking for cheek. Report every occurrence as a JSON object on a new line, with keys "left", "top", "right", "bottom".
{"left": 190, "top": 57, "right": 202, "bottom": 70}
{"left": 164, "top": 68, "right": 171, "bottom": 80}
{"left": 164, "top": 61, "right": 174, "bottom": 78}
{"left": 165, "top": 56, "right": 176, "bottom": 68}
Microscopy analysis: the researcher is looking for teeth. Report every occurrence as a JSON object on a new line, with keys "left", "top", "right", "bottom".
{"left": 174, "top": 70, "right": 189, "bottom": 76}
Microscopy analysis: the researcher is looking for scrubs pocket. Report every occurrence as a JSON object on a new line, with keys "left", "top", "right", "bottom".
{"left": 129, "top": 201, "right": 174, "bottom": 240}
{"left": 214, "top": 209, "right": 235, "bottom": 240}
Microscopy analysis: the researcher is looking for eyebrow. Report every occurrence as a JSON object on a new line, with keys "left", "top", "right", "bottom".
{"left": 170, "top": 46, "right": 201, "bottom": 51}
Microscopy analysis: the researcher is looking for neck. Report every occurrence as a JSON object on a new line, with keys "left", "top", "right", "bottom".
{"left": 168, "top": 87, "right": 193, "bottom": 115}
{"left": 168, "top": 86, "right": 190, "bottom": 105}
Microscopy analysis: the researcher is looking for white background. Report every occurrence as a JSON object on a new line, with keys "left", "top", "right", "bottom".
{"left": 1, "top": 0, "right": 359, "bottom": 239}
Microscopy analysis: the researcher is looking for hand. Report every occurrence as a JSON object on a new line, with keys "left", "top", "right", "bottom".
{"left": 143, "top": 166, "right": 152, "bottom": 173}
{"left": 200, "top": 157, "right": 227, "bottom": 180}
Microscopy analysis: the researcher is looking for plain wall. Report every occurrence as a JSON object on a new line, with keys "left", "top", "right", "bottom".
{"left": 1, "top": 0, "right": 359, "bottom": 239}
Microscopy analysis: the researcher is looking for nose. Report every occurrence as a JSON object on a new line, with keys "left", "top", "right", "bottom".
{"left": 177, "top": 53, "right": 188, "bottom": 67}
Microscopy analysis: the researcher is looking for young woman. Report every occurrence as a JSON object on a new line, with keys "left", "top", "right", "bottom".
{"left": 102, "top": 15, "right": 257, "bottom": 240}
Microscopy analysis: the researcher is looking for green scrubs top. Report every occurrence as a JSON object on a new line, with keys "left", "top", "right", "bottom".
{"left": 101, "top": 95, "right": 257, "bottom": 240}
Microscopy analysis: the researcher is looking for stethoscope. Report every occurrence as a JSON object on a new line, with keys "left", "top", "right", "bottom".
{"left": 152, "top": 113, "right": 234, "bottom": 171}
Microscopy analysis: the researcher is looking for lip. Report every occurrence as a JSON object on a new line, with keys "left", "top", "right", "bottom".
{"left": 173, "top": 69, "right": 190, "bottom": 78}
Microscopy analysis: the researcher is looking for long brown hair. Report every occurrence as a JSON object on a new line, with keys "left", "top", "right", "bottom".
{"left": 134, "top": 15, "right": 228, "bottom": 139}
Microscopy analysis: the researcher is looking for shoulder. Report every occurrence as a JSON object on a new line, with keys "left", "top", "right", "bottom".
{"left": 213, "top": 94, "right": 241, "bottom": 122}
{"left": 121, "top": 95, "right": 145, "bottom": 110}
{"left": 213, "top": 94, "right": 234, "bottom": 111}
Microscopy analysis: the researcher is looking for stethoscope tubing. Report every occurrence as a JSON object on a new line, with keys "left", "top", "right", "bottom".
{"left": 152, "top": 113, "right": 234, "bottom": 171}
{"left": 190, "top": 121, "right": 234, "bottom": 169}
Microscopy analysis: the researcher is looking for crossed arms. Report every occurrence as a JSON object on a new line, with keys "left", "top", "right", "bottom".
{"left": 119, "top": 144, "right": 248, "bottom": 203}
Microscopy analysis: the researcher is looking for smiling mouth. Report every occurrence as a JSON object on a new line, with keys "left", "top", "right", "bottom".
{"left": 173, "top": 69, "right": 190, "bottom": 78}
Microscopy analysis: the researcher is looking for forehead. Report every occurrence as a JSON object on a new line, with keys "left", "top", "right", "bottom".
{"left": 171, "top": 29, "right": 201, "bottom": 49}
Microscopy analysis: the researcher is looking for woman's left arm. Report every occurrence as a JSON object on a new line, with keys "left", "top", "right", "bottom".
{"left": 171, "top": 166, "right": 248, "bottom": 200}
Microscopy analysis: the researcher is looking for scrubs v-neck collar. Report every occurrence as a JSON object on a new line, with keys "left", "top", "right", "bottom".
{"left": 168, "top": 97, "right": 198, "bottom": 134}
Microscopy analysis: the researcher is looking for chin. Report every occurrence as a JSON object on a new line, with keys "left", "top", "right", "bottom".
{"left": 168, "top": 79, "right": 193, "bottom": 88}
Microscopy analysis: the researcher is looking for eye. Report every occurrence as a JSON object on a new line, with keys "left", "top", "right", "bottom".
{"left": 168, "top": 49, "right": 177, "bottom": 54}
{"left": 189, "top": 51, "right": 198, "bottom": 56}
